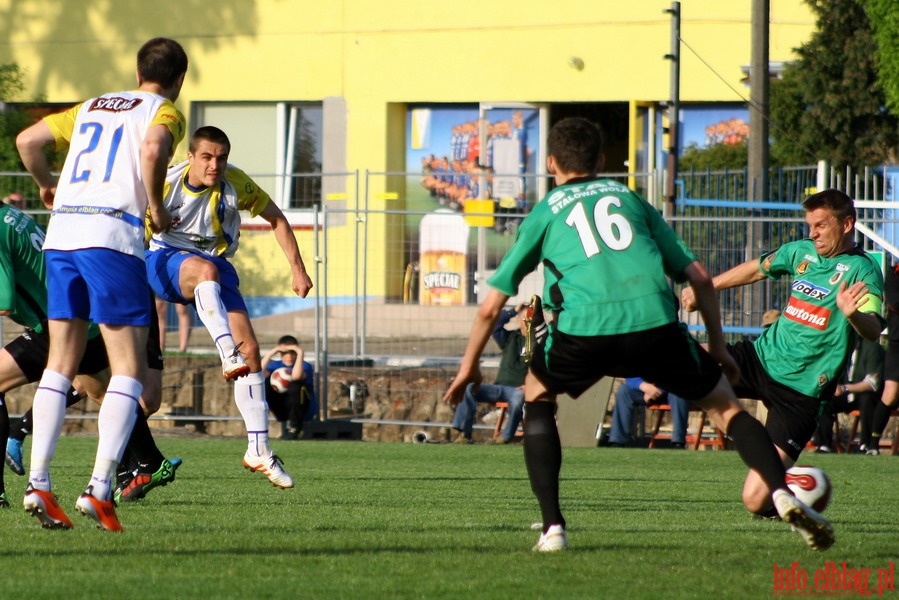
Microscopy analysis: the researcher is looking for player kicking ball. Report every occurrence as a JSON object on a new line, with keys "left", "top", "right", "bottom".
{"left": 145, "top": 126, "right": 313, "bottom": 489}
{"left": 444, "top": 118, "right": 834, "bottom": 552}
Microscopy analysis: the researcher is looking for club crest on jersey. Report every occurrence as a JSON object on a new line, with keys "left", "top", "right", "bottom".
{"left": 829, "top": 271, "right": 844, "bottom": 285}
{"left": 784, "top": 297, "right": 830, "bottom": 331}
{"left": 792, "top": 279, "right": 830, "bottom": 300}
{"left": 88, "top": 97, "right": 143, "bottom": 113}
{"left": 797, "top": 260, "right": 810, "bottom": 275}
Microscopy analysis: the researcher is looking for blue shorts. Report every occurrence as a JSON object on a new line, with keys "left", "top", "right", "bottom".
{"left": 145, "top": 247, "right": 247, "bottom": 312}
{"left": 45, "top": 249, "right": 152, "bottom": 326}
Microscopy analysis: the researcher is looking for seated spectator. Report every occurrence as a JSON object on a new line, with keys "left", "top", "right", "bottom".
{"left": 261, "top": 335, "right": 317, "bottom": 440}
{"left": 814, "top": 336, "right": 884, "bottom": 454}
{"left": 609, "top": 378, "right": 690, "bottom": 448}
{"left": 449, "top": 303, "right": 528, "bottom": 444}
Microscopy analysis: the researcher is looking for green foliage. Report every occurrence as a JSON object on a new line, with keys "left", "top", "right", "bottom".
{"left": 679, "top": 140, "right": 749, "bottom": 171}
{"left": 0, "top": 437, "right": 896, "bottom": 599}
{"left": 0, "top": 63, "right": 31, "bottom": 172}
{"left": 769, "top": 0, "right": 899, "bottom": 168}
{"left": 0, "top": 63, "right": 24, "bottom": 99}
{"left": 864, "top": 0, "right": 899, "bottom": 115}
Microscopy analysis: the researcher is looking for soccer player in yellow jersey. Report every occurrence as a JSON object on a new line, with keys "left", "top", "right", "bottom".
{"left": 146, "top": 126, "right": 313, "bottom": 489}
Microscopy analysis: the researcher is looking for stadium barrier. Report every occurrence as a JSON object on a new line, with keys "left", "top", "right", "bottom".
{"left": 4, "top": 163, "right": 899, "bottom": 446}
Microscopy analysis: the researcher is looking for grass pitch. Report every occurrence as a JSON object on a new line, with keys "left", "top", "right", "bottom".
{"left": 0, "top": 437, "right": 896, "bottom": 599}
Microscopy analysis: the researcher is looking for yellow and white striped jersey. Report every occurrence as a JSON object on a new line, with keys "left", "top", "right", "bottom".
{"left": 149, "top": 160, "right": 271, "bottom": 258}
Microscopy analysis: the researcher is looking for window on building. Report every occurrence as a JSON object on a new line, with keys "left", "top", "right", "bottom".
{"left": 193, "top": 101, "right": 324, "bottom": 210}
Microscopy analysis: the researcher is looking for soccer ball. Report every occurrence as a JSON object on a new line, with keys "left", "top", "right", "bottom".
{"left": 785, "top": 465, "right": 832, "bottom": 513}
{"left": 270, "top": 367, "right": 293, "bottom": 393}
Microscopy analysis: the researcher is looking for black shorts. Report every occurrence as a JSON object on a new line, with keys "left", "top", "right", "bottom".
{"left": 529, "top": 321, "right": 722, "bottom": 401}
{"left": 727, "top": 339, "right": 826, "bottom": 460}
{"left": 4, "top": 302, "right": 163, "bottom": 382}
{"left": 883, "top": 310, "right": 899, "bottom": 382}
{"left": 884, "top": 341, "right": 899, "bottom": 383}
{"left": 5, "top": 329, "right": 109, "bottom": 383}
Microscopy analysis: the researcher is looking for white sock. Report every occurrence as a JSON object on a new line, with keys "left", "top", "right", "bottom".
{"left": 235, "top": 371, "right": 270, "bottom": 456}
{"left": 29, "top": 370, "right": 71, "bottom": 492}
{"left": 194, "top": 280, "right": 235, "bottom": 361}
{"left": 90, "top": 375, "right": 142, "bottom": 499}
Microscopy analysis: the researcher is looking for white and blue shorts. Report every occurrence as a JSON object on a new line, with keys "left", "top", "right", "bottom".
{"left": 145, "top": 247, "right": 247, "bottom": 312}
{"left": 45, "top": 248, "right": 152, "bottom": 326}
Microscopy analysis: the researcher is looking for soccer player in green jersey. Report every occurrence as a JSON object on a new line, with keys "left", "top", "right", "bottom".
{"left": 682, "top": 188, "right": 884, "bottom": 517}
{"left": 444, "top": 117, "right": 834, "bottom": 552}
{"left": 0, "top": 202, "right": 180, "bottom": 519}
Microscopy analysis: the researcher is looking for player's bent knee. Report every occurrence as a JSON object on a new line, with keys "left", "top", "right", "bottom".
{"left": 742, "top": 479, "right": 773, "bottom": 514}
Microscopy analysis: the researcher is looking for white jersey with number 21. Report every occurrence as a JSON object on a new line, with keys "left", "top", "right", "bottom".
{"left": 42, "top": 90, "right": 183, "bottom": 258}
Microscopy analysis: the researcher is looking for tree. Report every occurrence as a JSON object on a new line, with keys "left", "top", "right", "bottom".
{"left": 679, "top": 140, "right": 749, "bottom": 172}
{"left": 0, "top": 63, "right": 31, "bottom": 172}
{"left": 864, "top": 0, "right": 899, "bottom": 116}
{"left": 769, "top": 0, "right": 898, "bottom": 168}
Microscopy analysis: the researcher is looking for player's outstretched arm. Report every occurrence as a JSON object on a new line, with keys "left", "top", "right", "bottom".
{"left": 16, "top": 120, "right": 57, "bottom": 208}
{"left": 683, "top": 261, "right": 740, "bottom": 384}
{"left": 260, "top": 201, "right": 313, "bottom": 298}
{"left": 681, "top": 258, "right": 764, "bottom": 311}
{"left": 443, "top": 288, "right": 509, "bottom": 407}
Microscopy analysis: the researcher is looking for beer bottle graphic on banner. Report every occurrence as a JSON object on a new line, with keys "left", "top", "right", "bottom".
{"left": 419, "top": 209, "right": 469, "bottom": 305}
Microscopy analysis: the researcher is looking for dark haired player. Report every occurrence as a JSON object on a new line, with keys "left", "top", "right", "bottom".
{"left": 445, "top": 117, "right": 834, "bottom": 552}
{"left": 145, "top": 126, "right": 313, "bottom": 489}
{"left": 0, "top": 203, "right": 180, "bottom": 517}
{"left": 15, "top": 37, "right": 188, "bottom": 530}
{"left": 683, "top": 188, "right": 884, "bottom": 512}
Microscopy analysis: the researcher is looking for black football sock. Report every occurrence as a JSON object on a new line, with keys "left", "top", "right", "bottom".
{"left": 870, "top": 400, "right": 895, "bottom": 448}
{"left": 116, "top": 450, "right": 137, "bottom": 487}
{"left": 0, "top": 392, "right": 8, "bottom": 441}
{"left": 523, "top": 401, "right": 565, "bottom": 533}
{"left": 13, "top": 386, "right": 82, "bottom": 440}
{"left": 8, "top": 413, "right": 27, "bottom": 442}
{"left": 815, "top": 411, "right": 835, "bottom": 448}
{"left": 858, "top": 394, "right": 877, "bottom": 448}
{"left": 726, "top": 411, "right": 787, "bottom": 493}
{"left": 752, "top": 505, "right": 780, "bottom": 520}
{"left": 127, "top": 412, "right": 165, "bottom": 472}
{"left": 0, "top": 393, "right": 8, "bottom": 494}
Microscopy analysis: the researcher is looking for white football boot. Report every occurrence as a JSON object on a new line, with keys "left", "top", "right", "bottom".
{"left": 222, "top": 345, "right": 250, "bottom": 381}
{"left": 532, "top": 523, "right": 568, "bottom": 552}
{"left": 772, "top": 488, "right": 834, "bottom": 551}
{"left": 242, "top": 451, "right": 294, "bottom": 489}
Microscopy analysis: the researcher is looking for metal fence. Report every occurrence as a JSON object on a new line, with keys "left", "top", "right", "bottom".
{"left": 4, "top": 163, "right": 899, "bottom": 425}
{"left": 305, "top": 164, "right": 899, "bottom": 418}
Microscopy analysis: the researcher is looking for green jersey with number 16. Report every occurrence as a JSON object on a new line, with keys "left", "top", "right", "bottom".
{"left": 489, "top": 178, "right": 696, "bottom": 336}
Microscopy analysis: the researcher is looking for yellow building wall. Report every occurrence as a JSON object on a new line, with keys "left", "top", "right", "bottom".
{"left": 0, "top": 0, "right": 815, "bottom": 303}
